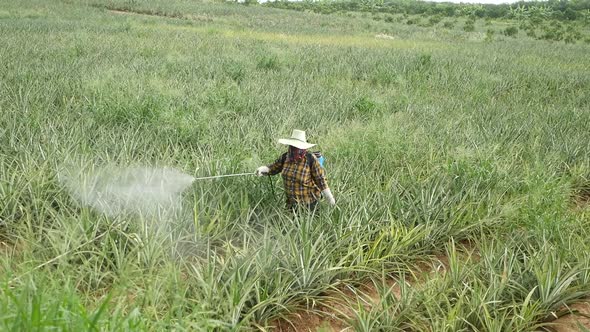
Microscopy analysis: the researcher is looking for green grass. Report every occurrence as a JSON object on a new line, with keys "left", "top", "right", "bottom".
{"left": 1, "top": 0, "right": 589, "bottom": 330}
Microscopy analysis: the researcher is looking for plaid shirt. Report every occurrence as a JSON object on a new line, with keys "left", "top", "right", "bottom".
{"left": 267, "top": 153, "right": 328, "bottom": 206}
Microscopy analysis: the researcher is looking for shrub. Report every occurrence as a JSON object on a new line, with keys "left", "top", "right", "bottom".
{"left": 526, "top": 28, "right": 537, "bottom": 38}
{"left": 530, "top": 16, "right": 543, "bottom": 25}
{"left": 419, "top": 53, "right": 432, "bottom": 67}
{"left": 225, "top": 62, "right": 246, "bottom": 82}
{"left": 463, "top": 22, "right": 475, "bottom": 32}
{"left": 353, "top": 96, "right": 377, "bottom": 115}
{"left": 429, "top": 15, "right": 442, "bottom": 25}
{"left": 503, "top": 26, "right": 518, "bottom": 37}
{"left": 443, "top": 21, "right": 454, "bottom": 29}
{"left": 485, "top": 28, "right": 495, "bottom": 42}
{"left": 566, "top": 25, "right": 582, "bottom": 40}
{"left": 256, "top": 55, "right": 281, "bottom": 71}
{"left": 541, "top": 25, "right": 564, "bottom": 41}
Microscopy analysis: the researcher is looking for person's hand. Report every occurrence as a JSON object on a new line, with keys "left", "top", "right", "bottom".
{"left": 322, "top": 188, "right": 336, "bottom": 206}
{"left": 256, "top": 166, "right": 269, "bottom": 176}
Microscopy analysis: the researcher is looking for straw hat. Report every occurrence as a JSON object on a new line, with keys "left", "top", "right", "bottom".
{"left": 278, "top": 129, "right": 316, "bottom": 150}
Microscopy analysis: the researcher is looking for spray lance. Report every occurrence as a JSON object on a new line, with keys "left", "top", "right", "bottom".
{"left": 191, "top": 172, "right": 277, "bottom": 199}
{"left": 191, "top": 172, "right": 255, "bottom": 181}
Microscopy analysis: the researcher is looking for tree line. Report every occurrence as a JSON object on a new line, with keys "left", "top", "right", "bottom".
{"left": 261, "top": 0, "right": 590, "bottom": 22}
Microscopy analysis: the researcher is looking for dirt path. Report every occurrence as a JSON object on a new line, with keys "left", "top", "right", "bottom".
{"left": 551, "top": 302, "right": 590, "bottom": 332}
{"left": 270, "top": 253, "right": 451, "bottom": 332}
{"left": 270, "top": 243, "right": 590, "bottom": 332}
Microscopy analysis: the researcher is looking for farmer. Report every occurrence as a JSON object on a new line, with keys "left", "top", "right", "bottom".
{"left": 256, "top": 129, "right": 336, "bottom": 211}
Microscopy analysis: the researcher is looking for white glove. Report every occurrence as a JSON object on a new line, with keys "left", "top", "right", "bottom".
{"left": 256, "top": 166, "right": 270, "bottom": 176}
{"left": 322, "top": 188, "right": 336, "bottom": 206}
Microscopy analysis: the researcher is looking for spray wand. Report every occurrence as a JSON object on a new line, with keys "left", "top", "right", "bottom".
{"left": 192, "top": 172, "right": 277, "bottom": 200}
{"left": 192, "top": 172, "right": 255, "bottom": 181}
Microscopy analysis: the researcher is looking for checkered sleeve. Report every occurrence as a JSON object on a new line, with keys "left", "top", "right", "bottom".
{"left": 310, "top": 155, "right": 328, "bottom": 191}
{"left": 267, "top": 153, "right": 286, "bottom": 176}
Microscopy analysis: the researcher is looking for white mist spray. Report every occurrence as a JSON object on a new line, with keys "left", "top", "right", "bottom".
{"left": 60, "top": 165, "right": 195, "bottom": 220}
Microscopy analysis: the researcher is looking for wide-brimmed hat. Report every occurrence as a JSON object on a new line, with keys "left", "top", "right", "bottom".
{"left": 278, "top": 129, "right": 316, "bottom": 150}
